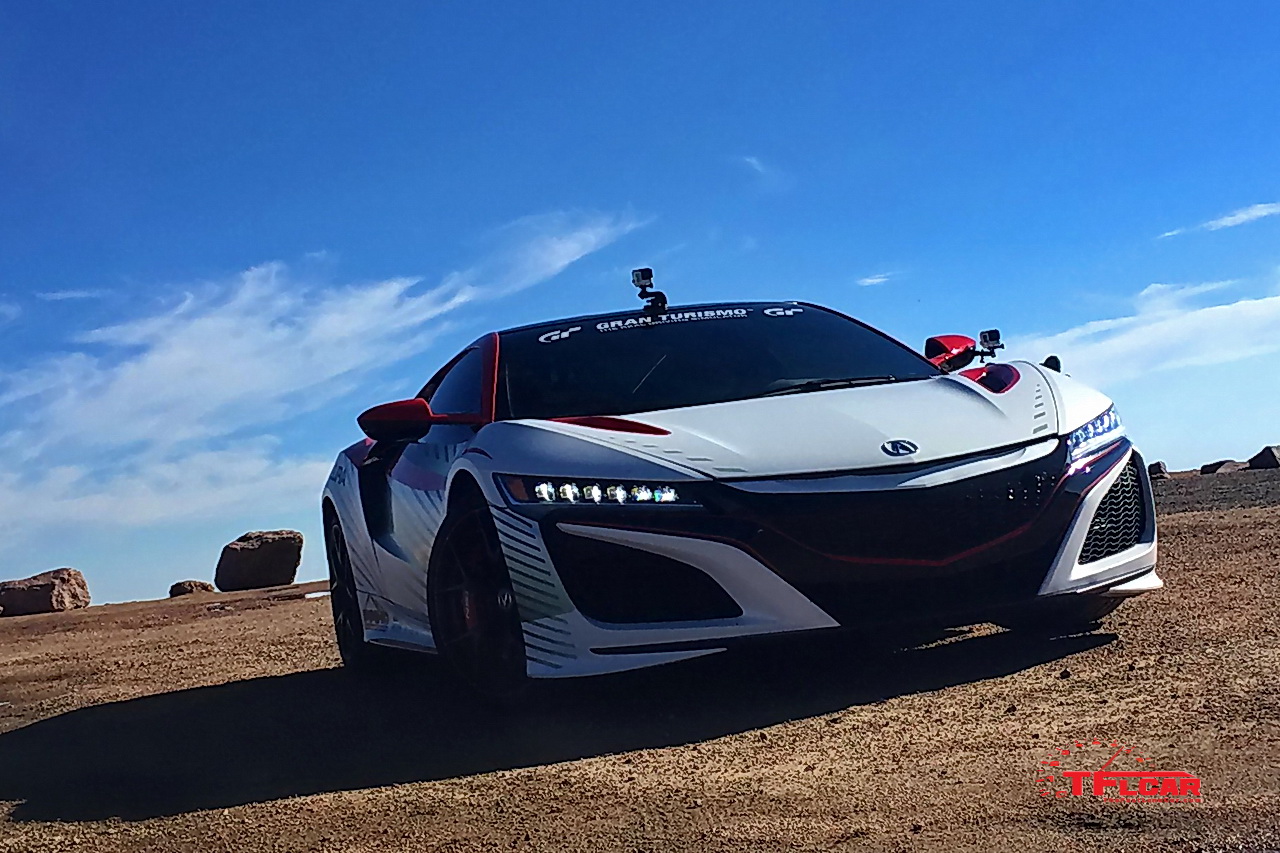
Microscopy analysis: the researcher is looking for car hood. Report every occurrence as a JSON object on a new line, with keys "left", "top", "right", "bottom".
{"left": 528, "top": 365, "right": 1060, "bottom": 478}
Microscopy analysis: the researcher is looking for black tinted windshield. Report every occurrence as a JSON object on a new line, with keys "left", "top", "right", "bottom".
{"left": 497, "top": 304, "right": 938, "bottom": 420}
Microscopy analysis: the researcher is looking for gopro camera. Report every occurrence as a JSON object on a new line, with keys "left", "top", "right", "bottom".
{"left": 979, "top": 329, "right": 1003, "bottom": 351}
{"left": 632, "top": 267, "right": 667, "bottom": 313}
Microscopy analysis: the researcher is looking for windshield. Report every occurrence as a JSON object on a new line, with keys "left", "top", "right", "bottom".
{"left": 496, "top": 304, "right": 939, "bottom": 420}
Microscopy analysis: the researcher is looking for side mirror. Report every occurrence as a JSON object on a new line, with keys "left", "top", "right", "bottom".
{"left": 924, "top": 334, "right": 978, "bottom": 372}
{"left": 357, "top": 398, "right": 450, "bottom": 442}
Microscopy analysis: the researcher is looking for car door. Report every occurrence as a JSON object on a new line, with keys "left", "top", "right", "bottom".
{"left": 378, "top": 335, "right": 496, "bottom": 629}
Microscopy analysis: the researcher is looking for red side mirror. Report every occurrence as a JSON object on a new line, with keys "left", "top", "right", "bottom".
{"left": 924, "top": 334, "right": 978, "bottom": 372}
{"left": 357, "top": 399, "right": 444, "bottom": 442}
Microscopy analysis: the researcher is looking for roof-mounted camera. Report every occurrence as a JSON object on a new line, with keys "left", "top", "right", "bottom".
{"left": 977, "top": 328, "right": 1004, "bottom": 363}
{"left": 632, "top": 268, "right": 667, "bottom": 314}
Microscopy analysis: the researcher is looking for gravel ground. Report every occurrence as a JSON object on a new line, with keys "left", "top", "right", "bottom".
{"left": 1, "top": 474, "right": 1277, "bottom": 852}
{"left": 1153, "top": 468, "right": 1280, "bottom": 515}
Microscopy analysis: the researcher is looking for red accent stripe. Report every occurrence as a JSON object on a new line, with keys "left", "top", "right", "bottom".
{"left": 550, "top": 416, "right": 671, "bottom": 435}
{"left": 483, "top": 331, "right": 500, "bottom": 423}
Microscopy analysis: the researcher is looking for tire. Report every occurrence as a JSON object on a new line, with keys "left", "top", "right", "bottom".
{"left": 323, "top": 507, "right": 401, "bottom": 672}
{"left": 427, "top": 498, "right": 528, "bottom": 700}
{"left": 998, "top": 596, "right": 1123, "bottom": 637}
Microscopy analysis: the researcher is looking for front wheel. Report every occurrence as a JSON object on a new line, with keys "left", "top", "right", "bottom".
{"left": 997, "top": 596, "right": 1123, "bottom": 637}
{"left": 428, "top": 501, "right": 528, "bottom": 700}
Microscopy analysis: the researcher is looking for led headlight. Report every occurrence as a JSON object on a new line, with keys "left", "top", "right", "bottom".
{"left": 497, "top": 475, "right": 699, "bottom": 506}
{"left": 1067, "top": 406, "right": 1124, "bottom": 463}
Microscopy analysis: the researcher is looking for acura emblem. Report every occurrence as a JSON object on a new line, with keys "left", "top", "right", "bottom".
{"left": 881, "top": 439, "right": 918, "bottom": 457}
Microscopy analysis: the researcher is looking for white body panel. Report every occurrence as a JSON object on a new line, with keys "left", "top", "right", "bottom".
{"left": 1039, "top": 444, "right": 1159, "bottom": 596}
{"left": 523, "top": 364, "right": 1056, "bottom": 479}
{"left": 320, "top": 314, "right": 1161, "bottom": 681}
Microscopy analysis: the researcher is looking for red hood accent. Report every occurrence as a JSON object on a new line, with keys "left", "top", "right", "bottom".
{"left": 550, "top": 416, "right": 671, "bottom": 435}
{"left": 960, "top": 363, "right": 1021, "bottom": 394}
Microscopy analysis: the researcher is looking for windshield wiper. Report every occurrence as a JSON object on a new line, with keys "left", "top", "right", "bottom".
{"left": 756, "top": 375, "right": 904, "bottom": 398}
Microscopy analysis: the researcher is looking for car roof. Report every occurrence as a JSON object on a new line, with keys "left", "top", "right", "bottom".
{"left": 496, "top": 300, "right": 806, "bottom": 335}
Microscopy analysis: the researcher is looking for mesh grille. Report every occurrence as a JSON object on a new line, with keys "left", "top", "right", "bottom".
{"left": 724, "top": 447, "right": 1065, "bottom": 564}
{"left": 1079, "top": 458, "right": 1145, "bottom": 564}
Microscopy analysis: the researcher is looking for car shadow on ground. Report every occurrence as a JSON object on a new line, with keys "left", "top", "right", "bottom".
{"left": 0, "top": 627, "right": 1113, "bottom": 822}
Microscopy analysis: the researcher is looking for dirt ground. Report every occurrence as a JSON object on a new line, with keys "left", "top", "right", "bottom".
{"left": 1, "top": 473, "right": 1278, "bottom": 852}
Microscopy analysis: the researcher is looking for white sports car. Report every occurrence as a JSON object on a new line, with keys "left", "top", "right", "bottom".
{"left": 322, "top": 283, "right": 1159, "bottom": 696}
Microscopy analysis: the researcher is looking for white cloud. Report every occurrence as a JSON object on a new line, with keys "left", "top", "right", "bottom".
{"left": 1009, "top": 282, "right": 1280, "bottom": 387}
{"left": 857, "top": 273, "right": 893, "bottom": 287}
{"left": 0, "top": 210, "right": 641, "bottom": 541}
{"left": 736, "top": 155, "right": 792, "bottom": 191}
{"left": 35, "top": 289, "right": 109, "bottom": 301}
{"left": 2, "top": 264, "right": 471, "bottom": 461}
{"left": 1203, "top": 203, "right": 1280, "bottom": 230}
{"left": 471, "top": 210, "right": 645, "bottom": 296}
{"left": 0, "top": 303, "right": 19, "bottom": 323}
{"left": 1133, "top": 280, "right": 1234, "bottom": 314}
{"left": 0, "top": 444, "right": 332, "bottom": 528}
{"left": 1158, "top": 202, "right": 1280, "bottom": 238}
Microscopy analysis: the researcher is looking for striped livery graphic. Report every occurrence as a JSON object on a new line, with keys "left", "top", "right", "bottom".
{"left": 489, "top": 505, "right": 581, "bottom": 675}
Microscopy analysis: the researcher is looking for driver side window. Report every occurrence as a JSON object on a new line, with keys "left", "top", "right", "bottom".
{"left": 423, "top": 348, "right": 484, "bottom": 415}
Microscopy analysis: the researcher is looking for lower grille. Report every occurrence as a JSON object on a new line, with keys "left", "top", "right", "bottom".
{"left": 543, "top": 532, "right": 742, "bottom": 623}
{"left": 1079, "top": 459, "right": 1145, "bottom": 563}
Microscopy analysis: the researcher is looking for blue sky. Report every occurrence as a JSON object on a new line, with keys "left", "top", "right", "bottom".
{"left": 2, "top": 2, "right": 1279, "bottom": 603}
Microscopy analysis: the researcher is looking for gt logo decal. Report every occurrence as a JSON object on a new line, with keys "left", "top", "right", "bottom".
{"left": 538, "top": 326, "right": 582, "bottom": 343}
{"left": 764, "top": 307, "right": 803, "bottom": 316}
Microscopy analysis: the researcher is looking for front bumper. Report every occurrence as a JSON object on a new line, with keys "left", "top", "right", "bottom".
{"left": 495, "top": 437, "right": 1158, "bottom": 677}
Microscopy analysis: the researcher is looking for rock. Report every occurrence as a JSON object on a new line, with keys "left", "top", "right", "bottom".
{"left": 0, "top": 569, "right": 91, "bottom": 617}
{"left": 169, "top": 580, "right": 216, "bottom": 597}
{"left": 214, "top": 530, "right": 303, "bottom": 592}
{"left": 1200, "top": 460, "right": 1248, "bottom": 475}
{"left": 1247, "top": 445, "right": 1280, "bottom": 470}
{"left": 1147, "top": 461, "right": 1170, "bottom": 480}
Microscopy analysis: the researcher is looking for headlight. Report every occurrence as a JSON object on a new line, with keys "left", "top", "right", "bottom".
{"left": 496, "top": 475, "right": 699, "bottom": 506}
{"left": 1067, "top": 406, "right": 1124, "bottom": 463}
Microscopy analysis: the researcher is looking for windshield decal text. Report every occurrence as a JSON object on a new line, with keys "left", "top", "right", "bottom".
{"left": 595, "top": 308, "right": 751, "bottom": 332}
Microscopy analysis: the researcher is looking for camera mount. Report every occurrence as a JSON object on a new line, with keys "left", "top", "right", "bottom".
{"left": 632, "top": 268, "right": 667, "bottom": 314}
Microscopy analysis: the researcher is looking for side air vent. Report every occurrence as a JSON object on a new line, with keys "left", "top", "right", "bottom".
{"left": 1079, "top": 458, "right": 1145, "bottom": 564}
{"left": 542, "top": 532, "right": 742, "bottom": 624}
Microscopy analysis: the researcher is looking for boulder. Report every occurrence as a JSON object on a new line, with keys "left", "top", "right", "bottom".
{"left": 214, "top": 530, "right": 303, "bottom": 592}
{"left": 169, "top": 580, "right": 216, "bottom": 597}
{"left": 1147, "top": 461, "right": 1170, "bottom": 480}
{"left": 1247, "top": 445, "right": 1280, "bottom": 470}
{"left": 1200, "top": 459, "right": 1248, "bottom": 475}
{"left": 0, "top": 568, "right": 91, "bottom": 617}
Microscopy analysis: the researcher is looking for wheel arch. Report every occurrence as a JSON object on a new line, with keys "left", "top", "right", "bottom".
{"left": 446, "top": 467, "right": 488, "bottom": 510}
